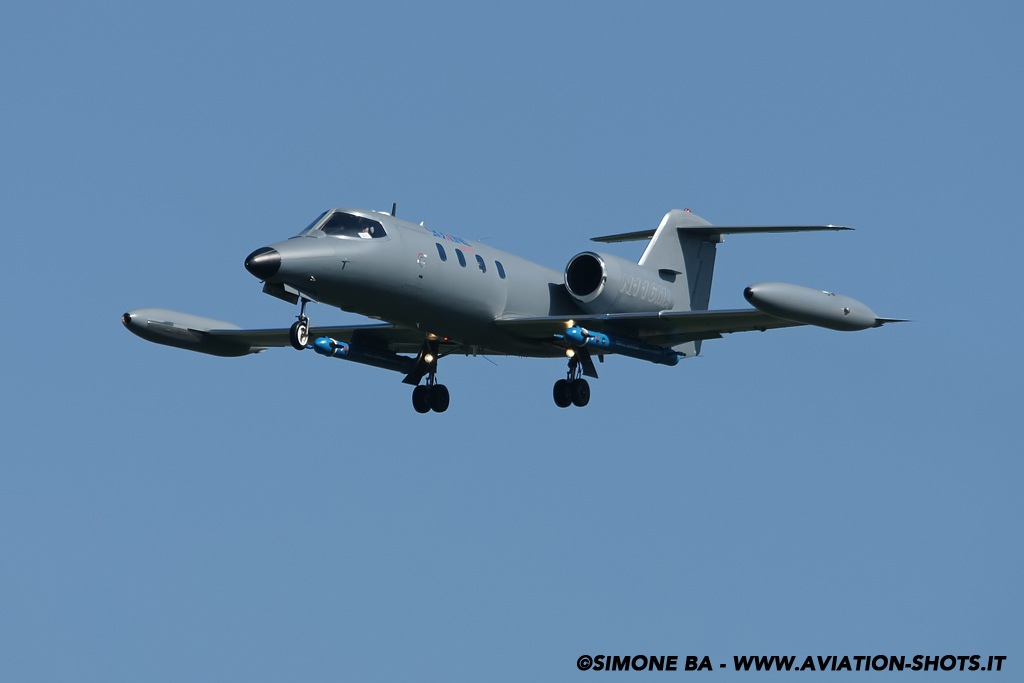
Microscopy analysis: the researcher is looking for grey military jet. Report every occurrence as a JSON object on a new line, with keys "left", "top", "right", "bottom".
{"left": 123, "top": 206, "right": 902, "bottom": 413}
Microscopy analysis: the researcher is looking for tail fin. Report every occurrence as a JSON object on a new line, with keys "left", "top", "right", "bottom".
{"left": 642, "top": 210, "right": 718, "bottom": 357}
{"left": 638, "top": 209, "right": 720, "bottom": 313}
{"left": 592, "top": 209, "right": 852, "bottom": 356}
{"left": 591, "top": 209, "right": 718, "bottom": 357}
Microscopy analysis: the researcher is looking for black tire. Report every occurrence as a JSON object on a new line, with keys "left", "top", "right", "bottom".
{"left": 412, "top": 385, "right": 430, "bottom": 413}
{"left": 428, "top": 384, "right": 450, "bottom": 413}
{"left": 571, "top": 378, "right": 590, "bottom": 407}
{"left": 553, "top": 379, "right": 572, "bottom": 408}
{"left": 289, "top": 320, "right": 309, "bottom": 350}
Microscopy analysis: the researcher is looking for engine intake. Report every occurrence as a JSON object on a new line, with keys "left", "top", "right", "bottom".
{"left": 564, "top": 252, "right": 674, "bottom": 314}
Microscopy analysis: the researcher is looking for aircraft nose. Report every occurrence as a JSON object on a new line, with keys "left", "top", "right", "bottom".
{"left": 244, "top": 247, "right": 281, "bottom": 280}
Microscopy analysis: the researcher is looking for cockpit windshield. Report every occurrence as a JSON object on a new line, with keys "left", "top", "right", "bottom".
{"left": 300, "top": 210, "right": 329, "bottom": 233}
{"left": 318, "top": 211, "right": 387, "bottom": 239}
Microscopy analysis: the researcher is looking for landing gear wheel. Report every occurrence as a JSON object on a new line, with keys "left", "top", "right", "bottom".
{"left": 412, "top": 385, "right": 430, "bottom": 413}
{"left": 289, "top": 319, "right": 309, "bottom": 350}
{"left": 428, "top": 384, "right": 450, "bottom": 413}
{"left": 553, "top": 379, "right": 572, "bottom": 408}
{"left": 570, "top": 378, "right": 590, "bottom": 407}
{"left": 554, "top": 352, "right": 594, "bottom": 408}
{"left": 410, "top": 338, "right": 451, "bottom": 414}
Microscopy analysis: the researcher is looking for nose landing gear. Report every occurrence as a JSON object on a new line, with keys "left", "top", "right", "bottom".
{"left": 289, "top": 299, "right": 311, "bottom": 350}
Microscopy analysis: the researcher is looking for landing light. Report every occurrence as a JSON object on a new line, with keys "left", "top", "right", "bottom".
{"left": 566, "top": 319, "right": 575, "bottom": 328}
{"left": 565, "top": 349, "right": 576, "bottom": 358}
{"left": 424, "top": 353, "right": 435, "bottom": 364}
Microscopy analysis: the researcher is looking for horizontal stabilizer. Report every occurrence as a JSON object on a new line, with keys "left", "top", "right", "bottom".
{"left": 591, "top": 229, "right": 657, "bottom": 243}
{"left": 593, "top": 225, "right": 850, "bottom": 243}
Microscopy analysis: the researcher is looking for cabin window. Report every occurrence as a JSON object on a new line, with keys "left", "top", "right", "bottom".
{"left": 435, "top": 243, "right": 447, "bottom": 261}
{"left": 456, "top": 249, "right": 466, "bottom": 267}
{"left": 319, "top": 212, "right": 386, "bottom": 238}
{"left": 475, "top": 254, "right": 486, "bottom": 273}
{"left": 495, "top": 260, "right": 506, "bottom": 279}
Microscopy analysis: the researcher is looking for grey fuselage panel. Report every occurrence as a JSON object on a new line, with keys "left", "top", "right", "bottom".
{"left": 264, "top": 210, "right": 585, "bottom": 357}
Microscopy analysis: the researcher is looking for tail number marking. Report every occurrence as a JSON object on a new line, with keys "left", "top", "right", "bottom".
{"left": 620, "top": 275, "right": 672, "bottom": 308}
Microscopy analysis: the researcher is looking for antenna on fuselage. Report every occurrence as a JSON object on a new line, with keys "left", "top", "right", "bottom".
{"left": 391, "top": 202, "right": 397, "bottom": 217}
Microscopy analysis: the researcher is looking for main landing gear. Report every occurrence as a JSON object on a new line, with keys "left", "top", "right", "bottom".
{"left": 410, "top": 339, "right": 450, "bottom": 414}
{"left": 412, "top": 380, "right": 450, "bottom": 414}
{"left": 553, "top": 354, "right": 590, "bottom": 408}
{"left": 289, "top": 299, "right": 311, "bottom": 350}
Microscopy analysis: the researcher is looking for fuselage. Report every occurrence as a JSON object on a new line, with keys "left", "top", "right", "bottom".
{"left": 246, "top": 208, "right": 581, "bottom": 357}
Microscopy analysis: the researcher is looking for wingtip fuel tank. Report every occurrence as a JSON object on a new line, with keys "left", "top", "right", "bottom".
{"left": 121, "top": 308, "right": 260, "bottom": 356}
{"left": 743, "top": 282, "right": 883, "bottom": 331}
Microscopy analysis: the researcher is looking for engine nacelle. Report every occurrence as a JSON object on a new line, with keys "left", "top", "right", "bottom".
{"left": 564, "top": 252, "right": 674, "bottom": 314}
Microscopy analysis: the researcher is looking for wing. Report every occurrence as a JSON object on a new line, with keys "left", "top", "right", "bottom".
{"left": 122, "top": 308, "right": 431, "bottom": 358}
{"left": 494, "top": 308, "right": 803, "bottom": 348}
{"left": 209, "top": 322, "right": 429, "bottom": 354}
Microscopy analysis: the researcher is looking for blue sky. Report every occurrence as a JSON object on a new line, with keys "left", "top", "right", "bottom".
{"left": 2, "top": 1, "right": 1021, "bottom": 680}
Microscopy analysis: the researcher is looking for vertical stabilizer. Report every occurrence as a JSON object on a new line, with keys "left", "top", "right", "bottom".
{"left": 637, "top": 209, "right": 720, "bottom": 357}
{"left": 638, "top": 209, "right": 720, "bottom": 313}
